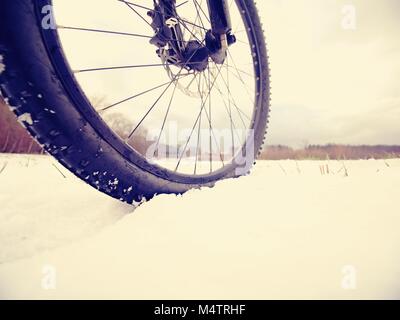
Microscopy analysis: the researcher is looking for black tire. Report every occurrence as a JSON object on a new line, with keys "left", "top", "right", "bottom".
{"left": 0, "top": 0, "right": 270, "bottom": 204}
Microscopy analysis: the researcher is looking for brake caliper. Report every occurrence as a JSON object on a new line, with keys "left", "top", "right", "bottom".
{"left": 148, "top": 4, "right": 209, "bottom": 71}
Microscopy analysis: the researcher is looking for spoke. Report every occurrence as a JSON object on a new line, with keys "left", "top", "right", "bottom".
{"left": 175, "top": 65, "right": 224, "bottom": 171}
{"left": 227, "top": 50, "right": 255, "bottom": 104}
{"left": 210, "top": 66, "right": 255, "bottom": 120}
{"left": 205, "top": 68, "right": 253, "bottom": 162}
{"left": 99, "top": 77, "right": 188, "bottom": 112}
{"left": 202, "top": 70, "right": 242, "bottom": 158}
{"left": 74, "top": 63, "right": 167, "bottom": 73}
{"left": 176, "top": 1, "right": 189, "bottom": 8}
{"left": 221, "top": 64, "right": 254, "bottom": 78}
{"left": 127, "top": 0, "right": 205, "bottom": 43}
{"left": 177, "top": 17, "right": 207, "bottom": 32}
{"left": 193, "top": 0, "right": 211, "bottom": 25}
{"left": 235, "top": 38, "right": 251, "bottom": 46}
{"left": 118, "top": 0, "right": 152, "bottom": 11}
{"left": 232, "top": 6, "right": 245, "bottom": 35}
{"left": 119, "top": 0, "right": 154, "bottom": 30}
{"left": 119, "top": 0, "right": 207, "bottom": 31}
{"left": 57, "top": 25, "right": 152, "bottom": 38}
{"left": 175, "top": 14, "right": 203, "bottom": 43}
{"left": 210, "top": 75, "right": 243, "bottom": 141}
{"left": 211, "top": 65, "right": 255, "bottom": 96}
{"left": 127, "top": 80, "right": 175, "bottom": 140}
{"left": 211, "top": 61, "right": 251, "bottom": 126}
{"left": 188, "top": 0, "right": 206, "bottom": 40}
{"left": 196, "top": 79, "right": 225, "bottom": 167}
{"left": 189, "top": 0, "right": 208, "bottom": 43}
{"left": 128, "top": 38, "right": 208, "bottom": 140}
{"left": 207, "top": 65, "right": 212, "bottom": 172}
{"left": 153, "top": 79, "right": 180, "bottom": 157}
{"left": 75, "top": 62, "right": 208, "bottom": 74}
{"left": 226, "top": 54, "right": 235, "bottom": 157}
{"left": 194, "top": 75, "right": 203, "bottom": 174}
{"left": 185, "top": 72, "right": 198, "bottom": 91}
{"left": 215, "top": 80, "right": 248, "bottom": 129}
{"left": 214, "top": 58, "right": 255, "bottom": 107}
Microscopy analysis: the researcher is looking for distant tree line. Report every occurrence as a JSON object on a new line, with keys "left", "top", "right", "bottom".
{"left": 260, "top": 144, "right": 400, "bottom": 160}
{"left": 0, "top": 97, "right": 43, "bottom": 154}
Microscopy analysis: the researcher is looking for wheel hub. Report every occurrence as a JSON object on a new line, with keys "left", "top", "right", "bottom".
{"left": 181, "top": 40, "right": 209, "bottom": 72}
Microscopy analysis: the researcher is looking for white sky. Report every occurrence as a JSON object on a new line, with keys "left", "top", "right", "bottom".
{"left": 258, "top": 0, "right": 400, "bottom": 147}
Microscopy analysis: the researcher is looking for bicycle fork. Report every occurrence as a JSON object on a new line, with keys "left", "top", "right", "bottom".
{"left": 151, "top": 0, "right": 236, "bottom": 69}
{"left": 206, "top": 0, "right": 234, "bottom": 63}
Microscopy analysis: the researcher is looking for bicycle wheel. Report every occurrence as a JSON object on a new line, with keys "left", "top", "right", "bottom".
{"left": 0, "top": 0, "right": 270, "bottom": 203}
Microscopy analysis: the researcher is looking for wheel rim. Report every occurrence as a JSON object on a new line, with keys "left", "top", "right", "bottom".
{"left": 37, "top": 0, "right": 265, "bottom": 182}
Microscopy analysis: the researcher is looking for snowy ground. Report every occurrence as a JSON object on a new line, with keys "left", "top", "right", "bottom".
{"left": 1, "top": 154, "right": 400, "bottom": 299}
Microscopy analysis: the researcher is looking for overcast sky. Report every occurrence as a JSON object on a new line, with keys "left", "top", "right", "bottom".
{"left": 257, "top": 0, "right": 400, "bottom": 147}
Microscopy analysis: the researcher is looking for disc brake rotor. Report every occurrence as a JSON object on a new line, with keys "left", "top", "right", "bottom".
{"left": 160, "top": 17, "right": 212, "bottom": 98}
